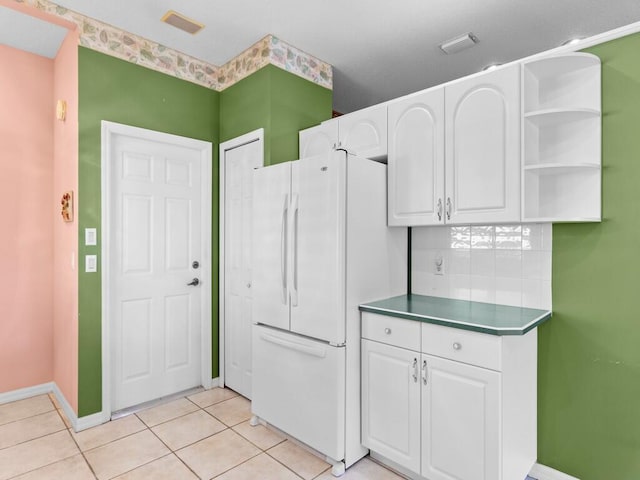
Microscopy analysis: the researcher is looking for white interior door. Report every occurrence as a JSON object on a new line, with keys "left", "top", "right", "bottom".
{"left": 222, "top": 134, "right": 263, "bottom": 398}
{"left": 109, "top": 132, "right": 206, "bottom": 412}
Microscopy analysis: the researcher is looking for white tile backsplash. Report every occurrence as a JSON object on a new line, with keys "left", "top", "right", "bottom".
{"left": 412, "top": 224, "right": 552, "bottom": 309}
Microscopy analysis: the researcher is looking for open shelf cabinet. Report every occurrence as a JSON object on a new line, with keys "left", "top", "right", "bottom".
{"left": 522, "top": 53, "right": 601, "bottom": 222}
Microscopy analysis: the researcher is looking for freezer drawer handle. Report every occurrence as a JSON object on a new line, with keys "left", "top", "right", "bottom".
{"left": 260, "top": 332, "right": 327, "bottom": 358}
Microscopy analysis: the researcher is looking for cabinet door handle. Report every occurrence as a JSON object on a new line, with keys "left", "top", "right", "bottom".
{"left": 422, "top": 360, "right": 428, "bottom": 385}
{"left": 446, "top": 197, "right": 452, "bottom": 221}
{"left": 437, "top": 198, "right": 443, "bottom": 221}
{"left": 412, "top": 358, "right": 418, "bottom": 383}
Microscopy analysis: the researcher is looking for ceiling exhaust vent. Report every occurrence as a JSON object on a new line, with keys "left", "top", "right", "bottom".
{"left": 161, "top": 10, "right": 204, "bottom": 35}
{"left": 439, "top": 33, "right": 479, "bottom": 55}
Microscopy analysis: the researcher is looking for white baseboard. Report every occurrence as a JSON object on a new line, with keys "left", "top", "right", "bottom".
{"left": 0, "top": 382, "right": 55, "bottom": 404}
{"left": 50, "top": 383, "right": 107, "bottom": 432}
{"left": 530, "top": 463, "right": 580, "bottom": 480}
{"left": 208, "top": 377, "right": 220, "bottom": 389}
{"left": 0, "top": 382, "right": 107, "bottom": 433}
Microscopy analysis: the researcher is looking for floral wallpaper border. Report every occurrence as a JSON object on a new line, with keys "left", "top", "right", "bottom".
{"left": 11, "top": 0, "right": 333, "bottom": 91}
{"left": 216, "top": 35, "right": 333, "bottom": 91}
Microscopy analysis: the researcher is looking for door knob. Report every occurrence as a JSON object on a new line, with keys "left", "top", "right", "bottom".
{"left": 187, "top": 278, "right": 200, "bottom": 286}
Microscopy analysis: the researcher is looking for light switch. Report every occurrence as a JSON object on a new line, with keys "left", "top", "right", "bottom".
{"left": 85, "top": 228, "right": 97, "bottom": 246}
{"left": 85, "top": 255, "right": 97, "bottom": 273}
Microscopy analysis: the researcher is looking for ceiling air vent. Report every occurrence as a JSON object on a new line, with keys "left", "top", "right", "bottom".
{"left": 161, "top": 10, "right": 204, "bottom": 35}
{"left": 439, "top": 33, "right": 479, "bottom": 54}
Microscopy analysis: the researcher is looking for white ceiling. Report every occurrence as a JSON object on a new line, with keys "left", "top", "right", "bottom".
{"left": 16, "top": 1, "right": 640, "bottom": 112}
{"left": 0, "top": 6, "right": 69, "bottom": 58}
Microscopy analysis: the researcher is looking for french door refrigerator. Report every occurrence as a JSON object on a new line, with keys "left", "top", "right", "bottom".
{"left": 251, "top": 149, "right": 407, "bottom": 475}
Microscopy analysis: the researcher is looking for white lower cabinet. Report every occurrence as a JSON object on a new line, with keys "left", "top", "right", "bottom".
{"left": 421, "top": 354, "right": 500, "bottom": 480}
{"left": 361, "top": 339, "right": 421, "bottom": 473}
{"left": 362, "top": 313, "right": 536, "bottom": 480}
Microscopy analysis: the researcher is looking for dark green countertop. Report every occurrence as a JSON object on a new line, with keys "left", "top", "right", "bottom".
{"left": 359, "top": 294, "right": 551, "bottom": 336}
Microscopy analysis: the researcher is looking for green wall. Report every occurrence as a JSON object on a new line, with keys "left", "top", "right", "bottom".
{"left": 538, "top": 32, "right": 640, "bottom": 479}
{"left": 77, "top": 47, "right": 219, "bottom": 416}
{"left": 77, "top": 51, "right": 330, "bottom": 417}
{"left": 220, "top": 64, "right": 332, "bottom": 165}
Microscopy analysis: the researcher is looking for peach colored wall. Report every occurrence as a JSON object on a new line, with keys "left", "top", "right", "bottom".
{"left": 0, "top": 45, "right": 54, "bottom": 392}
{"left": 53, "top": 30, "right": 79, "bottom": 413}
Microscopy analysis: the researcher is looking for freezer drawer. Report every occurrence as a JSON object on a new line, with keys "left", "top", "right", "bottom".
{"left": 252, "top": 324, "right": 346, "bottom": 461}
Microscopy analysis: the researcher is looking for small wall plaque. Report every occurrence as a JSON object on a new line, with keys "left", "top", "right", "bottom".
{"left": 61, "top": 191, "right": 73, "bottom": 222}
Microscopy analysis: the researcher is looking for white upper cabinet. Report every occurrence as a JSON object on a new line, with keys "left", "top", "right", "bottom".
{"left": 298, "top": 104, "right": 387, "bottom": 160}
{"left": 299, "top": 120, "right": 339, "bottom": 159}
{"left": 388, "top": 65, "right": 520, "bottom": 226}
{"left": 522, "top": 53, "right": 601, "bottom": 222}
{"left": 387, "top": 88, "right": 445, "bottom": 226}
{"left": 445, "top": 64, "right": 521, "bottom": 225}
{"left": 338, "top": 104, "right": 388, "bottom": 160}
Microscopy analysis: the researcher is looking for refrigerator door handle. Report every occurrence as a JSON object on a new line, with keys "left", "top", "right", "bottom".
{"left": 280, "top": 194, "right": 288, "bottom": 305}
{"left": 290, "top": 193, "right": 299, "bottom": 307}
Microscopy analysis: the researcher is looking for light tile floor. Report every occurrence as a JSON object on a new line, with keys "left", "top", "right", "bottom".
{"left": 0, "top": 389, "right": 407, "bottom": 480}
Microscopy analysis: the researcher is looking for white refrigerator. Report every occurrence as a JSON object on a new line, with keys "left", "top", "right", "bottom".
{"left": 251, "top": 149, "right": 407, "bottom": 475}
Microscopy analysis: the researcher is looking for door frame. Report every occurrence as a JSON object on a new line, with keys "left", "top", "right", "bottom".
{"left": 101, "top": 121, "right": 213, "bottom": 420}
{"left": 218, "top": 128, "right": 264, "bottom": 388}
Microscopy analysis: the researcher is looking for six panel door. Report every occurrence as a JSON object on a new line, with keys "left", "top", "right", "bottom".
{"left": 223, "top": 139, "right": 262, "bottom": 399}
{"left": 111, "top": 134, "right": 202, "bottom": 411}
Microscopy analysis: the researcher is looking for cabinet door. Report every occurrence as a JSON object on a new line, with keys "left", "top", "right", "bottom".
{"left": 299, "top": 120, "right": 338, "bottom": 159}
{"left": 338, "top": 105, "right": 387, "bottom": 160}
{"left": 445, "top": 65, "right": 520, "bottom": 224}
{"left": 388, "top": 88, "right": 445, "bottom": 226}
{"left": 421, "top": 354, "right": 500, "bottom": 480}
{"left": 362, "top": 340, "right": 421, "bottom": 474}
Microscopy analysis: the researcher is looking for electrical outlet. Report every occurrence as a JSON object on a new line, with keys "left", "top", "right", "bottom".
{"left": 435, "top": 254, "right": 445, "bottom": 275}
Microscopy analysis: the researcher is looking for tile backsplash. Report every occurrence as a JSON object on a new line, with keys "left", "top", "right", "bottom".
{"left": 412, "top": 224, "right": 552, "bottom": 310}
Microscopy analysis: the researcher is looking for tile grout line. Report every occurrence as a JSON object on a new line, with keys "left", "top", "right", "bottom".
{"left": 146, "top": 416, "right": 204, "bottom": 479}
{"left": 5, "top": 431, "right": 84, "bottom": 479}
{"left": 263, "top": 445, "right": 328, "bottom": 480}
{"left": 2, "top": 396, "right": 76, "bottom": 479}
{"left": 63, "top": 412, "right": 100, "bottom": 480}
{"left": 0, "top": 411, "right": 67, "bottom": 452}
